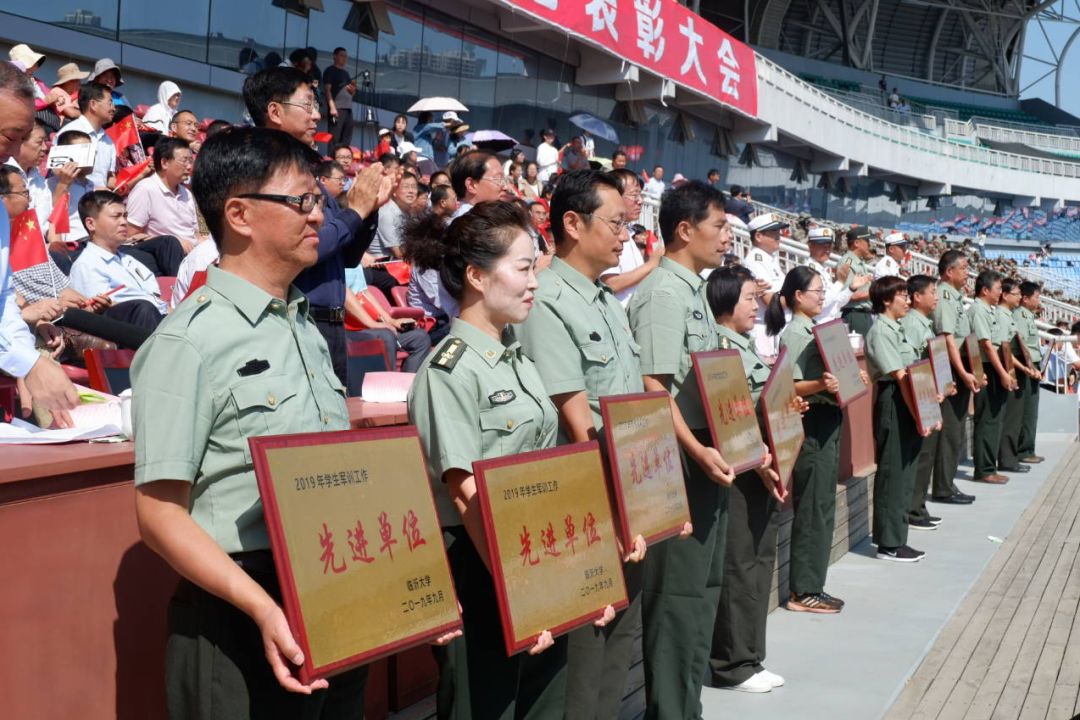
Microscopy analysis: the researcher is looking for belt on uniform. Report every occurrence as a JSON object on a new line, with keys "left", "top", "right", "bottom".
{"left": 310, "top": 306, "right": 346, "bottom": 323}
{"left": 842, "top": 307, "right": 871, "bottom": 314}
{"left": 230, "top": 549, "right": 276, "bottom": 575}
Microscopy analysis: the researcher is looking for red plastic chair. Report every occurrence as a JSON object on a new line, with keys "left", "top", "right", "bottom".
{"left": 84, "top": 349, "right": 136, "bottom": 394}
{"left": 0, "top": 375, "right": 16, "bottom": 422}
{"left": 367, "top": 287, "right": 424, "bottom": 322}
{"left": 389, "top": 286, "right": 411, "bottom": 308}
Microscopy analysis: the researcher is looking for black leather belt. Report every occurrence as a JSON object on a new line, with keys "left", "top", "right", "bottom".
{"left": 230, "top": 549, "right": 275, "bottom": 574}
{"left": 310, "top": 306, "right": 345, "bottom": 323}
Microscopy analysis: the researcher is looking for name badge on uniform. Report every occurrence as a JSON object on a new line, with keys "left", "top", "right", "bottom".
{"left": 589, "top": 331, "right": 602, "bottom": 341}
{"left": 488, "top": 390, "right": 516, "bottom": 406}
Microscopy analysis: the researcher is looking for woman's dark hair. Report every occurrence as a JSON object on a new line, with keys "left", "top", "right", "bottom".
{"left": 524, "top": 161, "right": 538, "bottom": 177}
{"left": 401, "top": 200, "right": 531, "bottom": 301}
{"left": 870, "top": 275, "right": 908, "bottom": 314}
{"left": 706, "top": 265, "right": 756, "bottom": 320}
{"left": 607, "top": 168, "right": 642, "bottom": 194}
{"left": 1000, "top": 277, "right": 1018, "bottom": 295}
{"left": 765, "top": 265, "right": 820, "bottom": 337}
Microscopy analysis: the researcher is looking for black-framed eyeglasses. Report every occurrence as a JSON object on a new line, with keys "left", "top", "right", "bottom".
{"left": 582, "top": 212, "right": 631, "bottom": 235}
{"left": 2, "top": 189, "right": 30, "bottom": 199}
{"left": 277, "top": 100, "right": 318, "bottom": 115}
{"left": 237, "top": 192, "right": 325, "bottom": 213}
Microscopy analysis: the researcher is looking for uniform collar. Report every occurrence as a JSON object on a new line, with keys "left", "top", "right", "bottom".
{"left": 878, "top": 314, "right": 903, "bottom": 332}
{"left": 909, "top": 309, "right": 934, "bottom": 331}
{"left": 449, "top": 317, "right": 521, "bottom": 368}
{"left": 549, "top": 256, "right": 605, "bottom": 303}
{"left": 205, "top": 265, "right": 308, "bottom": 325}
{"left": 1017, "top": 306, "right": 1033, "bottom": 319}
{"left": 659, "top": 256, "right": 703, "bottom": 291}
{"left": 717, "top": 324, "right": 751, "bottom": 351}
{"left": 789, "top": 312, "right": 814, "bottom": 334}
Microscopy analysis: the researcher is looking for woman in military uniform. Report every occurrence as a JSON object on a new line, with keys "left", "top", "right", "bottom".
{"left": 767, "top": 266, "right": 866, "bottom": 613}
{"left": 406, "top": 202, "right": 569, "bottom": 719}
{"left": 865, "top": 276, "right": 934, "bottom": 563}
{"left": 706, "top": 265, "right": 786, "bottom": 694}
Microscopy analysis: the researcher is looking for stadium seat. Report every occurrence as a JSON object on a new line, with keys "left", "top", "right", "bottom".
{"left": 0, "top": 375, "right": 16, "bottom": 422}
{"left": 84, "top": 349, "right": 136, "bottom": 395}
{"left": 367, "top": 287, "right": 424, "bottom": 322}
{"left": 345, "top": 339, "right": 391, "bottom": 397}
{"left": 390, "top": 286, "right": 411, "bottom": 309}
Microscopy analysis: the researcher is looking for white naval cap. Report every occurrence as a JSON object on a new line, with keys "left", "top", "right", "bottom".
{"left": 884, "top": 232, "right": 908, "bottom": 246}
{"left": 747, "top": 212, "right": 790, "bottom": 234}
{"left": 807, "top": 227, "right": 835, "bottom": 243}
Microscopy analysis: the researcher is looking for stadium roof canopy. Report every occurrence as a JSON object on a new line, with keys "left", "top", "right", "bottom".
{"left": 702, "top": 0, "right": 1057, "bottom": 97}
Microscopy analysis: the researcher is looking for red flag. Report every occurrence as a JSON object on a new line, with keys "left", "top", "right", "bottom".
{"left": 48, "top": 193, "right": 70, "bottom": 234}
{"left": 9, "top": 209, "right": 48, "bottom": 271}
{"left": 113, "top": 157, "right": 153, "bottom": 195}
{"left": 382, "top": 261, "right": 412, "bottom": 285}
{"left": 314, "top": 131, "right": 334, "bottom": 144}
{"left": 105, "top": 114, "right": 141, "bottom": 157}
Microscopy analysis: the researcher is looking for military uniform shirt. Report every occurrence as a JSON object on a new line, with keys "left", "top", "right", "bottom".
{"left": 517, "top": 256, "right": 644, "bottom": 436}
{"left": 865, "top": 314, "right": 917, "bottom": 382}
{"left": 993, "top": 304, "right": 1017, "bottom": 346}
{"left": 839, "top": 251, "right": 872, "bottom": 310}
{"left": 742, "top": 245, "right": 785, "bottom": 358}
{"left": 804, "top": 256, "right": 852, "bottom": 323}
{"left": 717, "top": 325, "right": 770, "bottom": 405}
{"left": 408, "top": 318, "right": 558, "bottom": 527}
{"left": 779, "top": 313, "right": 835, "bottom": 405}
{"left": 901, "top": 309, "right": 935, "bottom": 358}
{"left": 628, "top": 256, "right": 718, "bottom": 430}
{"left": 873, "top": 254, "right": 902, "bottom": 280}
{"left": 132, "top": 266, "right": 350, "bottom": 554}
{"left": 1014, "top": 306, "right": 1042, "bottom": 361}
{"left": 933, "top": 283, "right": 971, "bottom": 340}
{"left": 968, "top": 299, "right": 999, "bottom": 361}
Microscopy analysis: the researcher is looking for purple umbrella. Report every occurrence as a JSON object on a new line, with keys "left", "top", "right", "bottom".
{"left": 465, "top": 129, "right": 517, "bottom": 152}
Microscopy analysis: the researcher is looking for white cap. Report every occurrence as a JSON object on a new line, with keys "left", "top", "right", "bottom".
{"left": 725, "top": 214, "right": 748, "bottom": 231}
{"left": 442, "top": 111, "right": 461, "bottom": 123}
{"left": 378, "top": 127, "right": 391, "bottom": 136}
{"left": 807, "top": 227, "right": 835, "bottom": 243}
{"left": 397, "top": 141, "right": 420, "bottom": 157}
{"left": 884, "top": 232, "right": 908, "bottom": 246}
{"left": 747, "top": 212, "right": 790, "bottom": 234}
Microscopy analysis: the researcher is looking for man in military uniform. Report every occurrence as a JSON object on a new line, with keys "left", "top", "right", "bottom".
{"left": 804, "top": 227, "right": 870, "bottom": 323}
{"left": 1014, "top": 282, "right": 1045, "bottom": 464}
{"left": 839, "top": 227, "right": 875, "bottom": 335}
{"left": 929, "top": 250, "right": 979, "bottom": 505}
{"left": 742, "top": 213, "right": 787, "bottom": 359}
{"left": 517, "top": 170, "right": 647, "bottom": 720}
{"left": 628, "top": 181, "right": 736, "bottom": 720}
{"left": 131, "top": 127, "right": 368, "bottom": 719}
{"left": 969, "top": 269, "right": 1016, "bottom": 484}
{"left": 996, "top": 278, "right": 1037, "bottom": 473}
{"left": 902, "top": 275, "right": 948, "bottom": 530}
{"left": 874, "top": 233, "right": 908, "bottom": 279}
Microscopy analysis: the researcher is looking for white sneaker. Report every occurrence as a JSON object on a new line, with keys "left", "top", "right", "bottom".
{"left": 756, "top": 669, "right": 785, "bottom": 688}
{"left": 721, "top": 673, "right": 773, "bottom": 693}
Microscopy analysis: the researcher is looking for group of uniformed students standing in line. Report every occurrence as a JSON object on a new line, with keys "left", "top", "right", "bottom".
{"left": 131, "top": 120, "right": 1046, "bottom": 720}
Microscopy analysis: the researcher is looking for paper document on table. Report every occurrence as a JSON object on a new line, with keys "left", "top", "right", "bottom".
{"left": 69, "top": 399, "right": 123, "bottom": 429}
{"left": 361, "top": 372, "right": 416, "bottom": 403}
{"left": 0, "top": 417, "right": 123, "bottom": 444}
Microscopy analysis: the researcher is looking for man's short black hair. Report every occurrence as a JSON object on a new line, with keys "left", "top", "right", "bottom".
{"left": 549, "top": 169, "right": 621, "bottom": 245}
{"left": 729, "top": 185, "right": 744, "bottom": 196}
{"left": 152, "top": 137, "right": 191, "bottom": 172}
{"left": 974, "top": 269, "right": 1002, "bottom": 297}
{"left": 449, "top": 150, "right": 495, "bottom": 198}
{"left": 938, "top": 248, "right": 966, "bottom": 277}
{"left": 169, "top": 108, "right": 197, "bottom": 128}
{"left": 204, "top": 119, "right": 231, "bottom": 138}
{"left": 907, "top": 274, "right": 937, "bottom": 299}
{"left": 378, "top": 152, "right": 401, "bottom": 168}
{"left": 78, "top": 189, "right": 124, "bottom": 227}
{"left": 56, "top": 129, "right": 91, "bottom": 146}
{"left": 707, "top": 168, "right": 720, "bottom": 178}
{"left": 333, "top": 47, "right": 347, "bottom": 55}
{"left": 288, "top": 48, "right": 308, "bottom": 65}
{"left": 0, "top": 61, "right": 34, "bottom": 102}
{"left": 1020, "top": 281, "right": 1041, "bottom": 298}
{"left": 612, "top": 149, "right": 627, "bottom": 160}
{"left": 242, "top": 67, "right": 312, "bottom": 128}
{"left": 316, "top": 160, "right": 344, "bottom": 179}
{"left": 191, "top": 127, "right": 321, "bottom": 247}
{"left": 0, "top": 165, "right": 21, "bottom": 194}
{"left": 659, "top": 180, "right": 726, "bottom": 246}
{"left": 331, "top": 143, "right": 353, "bottom": 158}
{"left": 78, "top": 82, "right": 111, "bottom": 114}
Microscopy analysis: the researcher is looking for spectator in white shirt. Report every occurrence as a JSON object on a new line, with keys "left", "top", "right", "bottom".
{"left": 55, "top": 81, "right": 116, "bottom": 189}
{"left": 643, "top": 165, "right": 665, "bottom": 200}
{"left": 601, "top": 168, "right": 662, "bottom": 305}
{"left": 141, "top": 80, "right": 181, "bottom": 133}
{"left": 536, "top": 128, "right": 559, "bottom": 184}
{"left": 5, "top": 118, "right": 59, "bottom": 232}
{"left": 125, "top": 137, "right": 200, "bottom": 251}
{"left": 0, "top": 61, "right": 79, "bottom": 424}
{"left": 68, "top": 190, "right": 167, "bottom": 331}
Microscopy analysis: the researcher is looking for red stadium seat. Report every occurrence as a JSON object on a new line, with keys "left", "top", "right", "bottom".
{"left": 366, "top": 287, "right": 424, "bottom": 322}
{"left": 0, "top": 375, "right": 16, "bottom": 422}
{"left": 134, "top": 104, "right": 149, "bottom": 118}
{"left": 389, "top": 286, "right": 410, "bottom": 308}
{"left": 84, "top": 349, "right": 136, "bottom": 395}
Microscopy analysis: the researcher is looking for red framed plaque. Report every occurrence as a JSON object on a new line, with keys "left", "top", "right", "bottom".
{"left": 760, "top": 346, "right": 805, "bottom": 491}
{"left": 964, "top": 333, "right": 987, "bottom": 385}
{"left": 251, "top": 427, "right": 461, "bottom": 683}
{"left": 692, "top": 350, "right": 766, "bottom": 474}
{"left": 812, "top": 318, "right": 868, "bottom": 408}
{"left": 928, "top": 335, "right": 956, "bottom": 396}
{"left": 906, "top": 359, "right": 943, "bottom": 435}
{"left": 600, "top": 391, "right": 690, "bottom": 549}
{"left": 473, "top": 442, "right": 628, "bottom": 656}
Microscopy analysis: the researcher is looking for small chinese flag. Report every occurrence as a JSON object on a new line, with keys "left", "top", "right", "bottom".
{"left": 314, "top": 131, "right": 334, "bottom": 144}
{"left": 383, "top": 261, "right": 412, "bottom": 285}
{"left": 48, "top": 193, "right": 70, "bottom": 234}
{"left": 9, "top": 209, "right": 48, "bottom": 271}
{"left": 113, "top": 157, "right": 153, "bottom": 195}
{"left": 105, "top": 114, "right": 141, "bottom": 157}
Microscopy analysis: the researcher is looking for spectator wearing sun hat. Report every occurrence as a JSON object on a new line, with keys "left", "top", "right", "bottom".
{"left": 9, "top": 44, "right": 74, "bottom": 129}
{"left": 88, "top": 58, "right": 131, "bottom": 120}
{"left": 51, "top": 62, "right": 89, "bottom": 121}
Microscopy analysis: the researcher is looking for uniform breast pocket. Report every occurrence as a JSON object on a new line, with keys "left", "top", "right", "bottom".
{"left": 686, "top": 317, "right": 711, "bottom": 354}
{"left": 580, "top": 340, "right": 619, "bottom": 395}
{"left": 229, "top": 374, "right": 298, "bottom": 462}
{"left": 479, "top": 404, "right": 537, "bottom": 456}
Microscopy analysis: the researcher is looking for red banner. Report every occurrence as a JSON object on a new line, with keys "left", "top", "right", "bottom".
{"left": 493, "top": 0, "right": 757, "bottom": 118}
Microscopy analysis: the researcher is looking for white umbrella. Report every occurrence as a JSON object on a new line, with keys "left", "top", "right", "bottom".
{"left": 407, "top": 97, "right": 469, "bottom": 113}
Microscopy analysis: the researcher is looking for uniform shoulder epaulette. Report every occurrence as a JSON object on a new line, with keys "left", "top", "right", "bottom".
{"left": 751, "top": 250, "right": 764, "bottom": 261}
{"left": 719, "top": 335, "right": 730, "bottom": 350}
{"left": 432, "top": 337, "right": 465, "bottom": 372}
{"left": 180, "top": 290, "right": 215, "bottom": 328}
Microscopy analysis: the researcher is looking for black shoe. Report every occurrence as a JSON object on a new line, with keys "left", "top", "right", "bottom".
{"left": 819, "top": 590, "right": 845, "bottom": 608}
{"left": 1001, "top": 464, "right": 1030, "bottom": 473}
{"left": 932, "top": 493, "right": 974, "bottom": 505}
{"left": 909, "top": 518, "right": 938, "bottom": 531}
{"left": 955, "top": 491, "right": 976, "bottom": 502}
{"left": 876, "top": 545, "right": 925, "bottom": 562}
{"left": 927, "top": 515, "right": 943, "bottom": 526}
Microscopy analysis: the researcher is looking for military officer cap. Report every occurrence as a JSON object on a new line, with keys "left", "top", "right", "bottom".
{"left": 747, "top": 212, "right": 790, "bottom": 235}
{"left": 884, "top": 232, "right": 908, "bottom": 246}
{"left": 845, "top": 226, "right": 873, "bottom": 244}
{"left": 807, "top": 227, "right": 834, "bottom": 243}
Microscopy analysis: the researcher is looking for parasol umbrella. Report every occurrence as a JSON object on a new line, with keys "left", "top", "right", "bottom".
{"left": 466, "top": 129, "right": 517, "bottom": 152}
{"left": 569, "top": 113, "right": 619, "bottom": 143}
{"left": 407, "top": 97, "right": 469, "bottom": 113}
